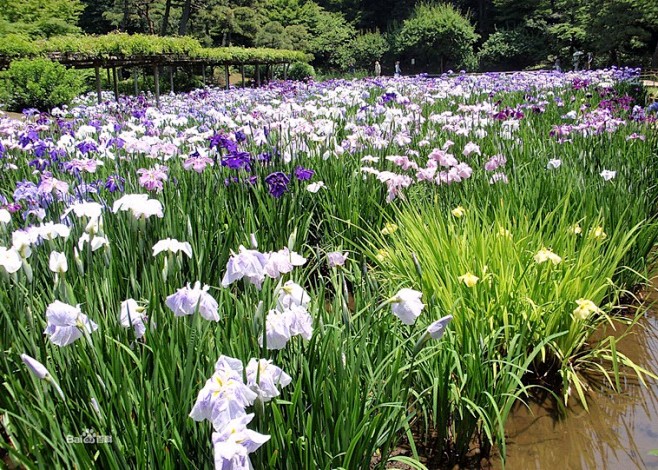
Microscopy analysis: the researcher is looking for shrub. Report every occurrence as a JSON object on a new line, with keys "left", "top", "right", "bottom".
{"left": 335, "top": 31, "right": 390, "bottom": 72}
{"left": 1, "top": 58, "right": 86, "bottom": 112}
{"left": 393, "top": 3, "right": 479, "bottom": 73}
{"left": 478, "top": 28, "right": 549, "bottom": 71}
{"left": 287, "top": 61, "right": 315, "bottom": 81}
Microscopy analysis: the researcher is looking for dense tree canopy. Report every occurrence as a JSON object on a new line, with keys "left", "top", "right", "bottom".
{"left": 0, "top": 0, "right": 83, "bottom": 37}
{"left": 395, "top": 3, "right": 478, "bottom": 72}
{"left": 1, "top": 0, "right": 657, "bottom": 71}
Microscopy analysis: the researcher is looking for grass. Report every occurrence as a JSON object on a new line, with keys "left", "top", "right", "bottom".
{"left": 0, "top": 68, "right": 657, "bottom": 468}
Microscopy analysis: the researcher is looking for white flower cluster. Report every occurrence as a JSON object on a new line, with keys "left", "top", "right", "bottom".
{"left": 190, "top": 355, "right": 291, "bottom": 469}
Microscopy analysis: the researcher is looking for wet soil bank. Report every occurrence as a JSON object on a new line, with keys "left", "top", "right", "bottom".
{"left": 492, "top": 310, "right": 658, "bottom": 470}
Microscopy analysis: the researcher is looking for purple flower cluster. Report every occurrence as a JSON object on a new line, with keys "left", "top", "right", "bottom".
{"left": 484, "top": 154, "right": 507, "bottom": 172}
{"left": 105, "top": 174, "right": 125, "bottom": 193}
{"left": 493, "top": 107, "right": 525, "bottom": 121}
{"left": 294, "top": 166, "right": 314, "bottom": 181}
{"left": 137, "top": 165, "right": 169, "bottom": 192}
{"left": 264, "top": 172, "right": 290, "bottom": 198}
{"left": 183, "top": 151, "right": 214, "bottom": 173}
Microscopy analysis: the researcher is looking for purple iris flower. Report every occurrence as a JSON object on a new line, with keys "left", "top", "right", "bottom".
{"left": 33, "top": 141, "right": 49, "bottom": 158}
{"left": 108, "top": 137, "right": 125, "bottom": 148}
{"left": 18, "top": 129, "right": 39, "bottom": 147}
{"left": 381, "top": 92, "right": 397, "bottom": 104}
{"left": 223, "top": 151, "right": 251, "bottom": 171}
{"left": 209, "top": 133, "right": 238, "bottom": 153}
{"left": 264, "top": 172, "right": 290, "bottom": 198}
{"left": 56, "top": 119, "right": 73, "bottom": 132}
{"left": 209, "top": 133, "right": 223, "bottom": 149}
{"left": 572, "top": 78, "right": 591, "bottom": 90}
{"left": 74, "top": 181, "right": 101, "bottom": 196}
{"left": 76, "top": 141, "right": 98, "bottom": 155}
{"left": 256, "top": 152, "right": 272, "bottom": 163}
{"left": 36, "top": 114, "right": 51, "bottom": 126}
{"left": 13, "top": 181, "right": 39, "bottom": 202}
{"left": 6, "top": 203, "right": 21, "bottom": 213}
{"left": 235, "top": 130, "right": 247, "bottom": 143}
{"left": 294, "top": 166, "right": 314, "bottom": 181}
{"left": 49, "top": 149, "right": 66, "bottom": 162}
{"left": 29, "top": 158, "right": 51, "bottom": 171}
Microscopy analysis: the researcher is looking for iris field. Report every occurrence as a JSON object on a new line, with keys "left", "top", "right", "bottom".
{"left": 1, "top": 69, "right": 657, "bottom": 469}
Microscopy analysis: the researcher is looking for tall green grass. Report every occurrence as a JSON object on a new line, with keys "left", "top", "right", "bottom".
{"left": 1, "top": 77, "right": 657, "bottom": 469}
{"left": 364, "top": 193, "right": 656, "bottom": 464}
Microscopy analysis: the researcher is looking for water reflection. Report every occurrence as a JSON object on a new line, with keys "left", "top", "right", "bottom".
{"left": 494, "top": 310, "right": 658, "bottom": 470}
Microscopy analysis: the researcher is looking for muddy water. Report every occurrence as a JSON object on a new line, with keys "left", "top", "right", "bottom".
{"left": 493, "top": 311, "right": 658, "bottom": 470}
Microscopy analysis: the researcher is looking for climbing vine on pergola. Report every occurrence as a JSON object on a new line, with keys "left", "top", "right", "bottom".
{"left": 0, "top": 33, "right": 310, "bottom": 105}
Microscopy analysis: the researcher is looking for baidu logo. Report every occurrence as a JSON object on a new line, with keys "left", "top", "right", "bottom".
{"left": 66, "top": 428, "right": 112, "bottom": 444}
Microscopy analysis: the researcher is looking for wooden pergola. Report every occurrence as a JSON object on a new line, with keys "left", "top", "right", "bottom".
{"left": 640, "top": 69, "right": 658, "bottom": 103}
{"left": 24, "top": 53, "right": 294, "bottom": 106}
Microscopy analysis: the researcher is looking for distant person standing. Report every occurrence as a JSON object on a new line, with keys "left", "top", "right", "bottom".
{"left": 394, "top": 61, "right": 401, "bottom": 77}
{"left": 572, "top": 51, "right": 583, "bottom": 71}
{"left": 374, "top": 61, "right": 381, "bottom": 77}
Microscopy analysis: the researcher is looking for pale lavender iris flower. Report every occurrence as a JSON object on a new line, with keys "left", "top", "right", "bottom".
{"left": 44, "top": 300, "right": 98, "bottom": 346}
{"left": 165, "top": 281, "right": 219, "bottom": 321}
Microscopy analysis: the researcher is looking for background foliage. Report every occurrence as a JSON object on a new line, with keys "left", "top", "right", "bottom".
{"left": 1, "top": 0, "right": 656, "bottom": 74}
{"left": 0, "top": 58, "right": 86, "bottom": 111}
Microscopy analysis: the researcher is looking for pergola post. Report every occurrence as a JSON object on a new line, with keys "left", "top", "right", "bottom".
{"left": 95, "top": 65, "right": 102, "bottom": 104}
{"left": 201, "top": 65, "right": 206, "bottom": 86}
{"left": 283, "top": 63, "right": 288, "bottom": 81}
{"left": 241, "top": 65, "right": 245, "bottom": 87}
{"left": 154, "top": 65, "right": 160, "bottom": 107}
{"left": 112, "top": 66, "right": 119, "bottom": 102}
{"left": 224, "top": 65, "right": 230, "bottom": 90}
{"left": 256, "top": 64, "right": 260, "bottom": 87}
{"left": 169, "top": 66, "right": 175, "bottom": 93}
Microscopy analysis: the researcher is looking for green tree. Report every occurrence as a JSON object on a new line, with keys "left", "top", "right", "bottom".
{"left": 195, "top": 3, "right": 264, "bottom": 46}
{"left": 394, "top": 2, "right": 479, "bottom": 72}
{"left": 285, "top": 24, "right": 311, "bottom": 51}
{"left": 335, "top": 31, "right": 388, "bottom": 71}
{"left": 265, "top": 0, "right": 312, "bottom": 25}
{"left": 79, "top": 0, "right": 114, "bottom": 34}
{"left": 0, "top": 0, "right": 83, "bottom": 37}
{"left": 478, "top": 27, "right": 549, "bottom": 71}
{"left": 305, "top": 7, "right": 355, "bottom": 67}
{"left": 358, "top": 0, "right": 417, "bottom": 30}
{"left": 586, "top": 0, "right": 657, "bottom": 65}
{"left": 255, "top": 21, "right": 292, "bottom": 48}
{"left": 102, "top": 0, "right": 164, "bottom": 34}
{"left": 183, "top": 0, "right": 268, "bottom": 46}
{"left": 264, "top": 0, "right": 354, "bottom": 68}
